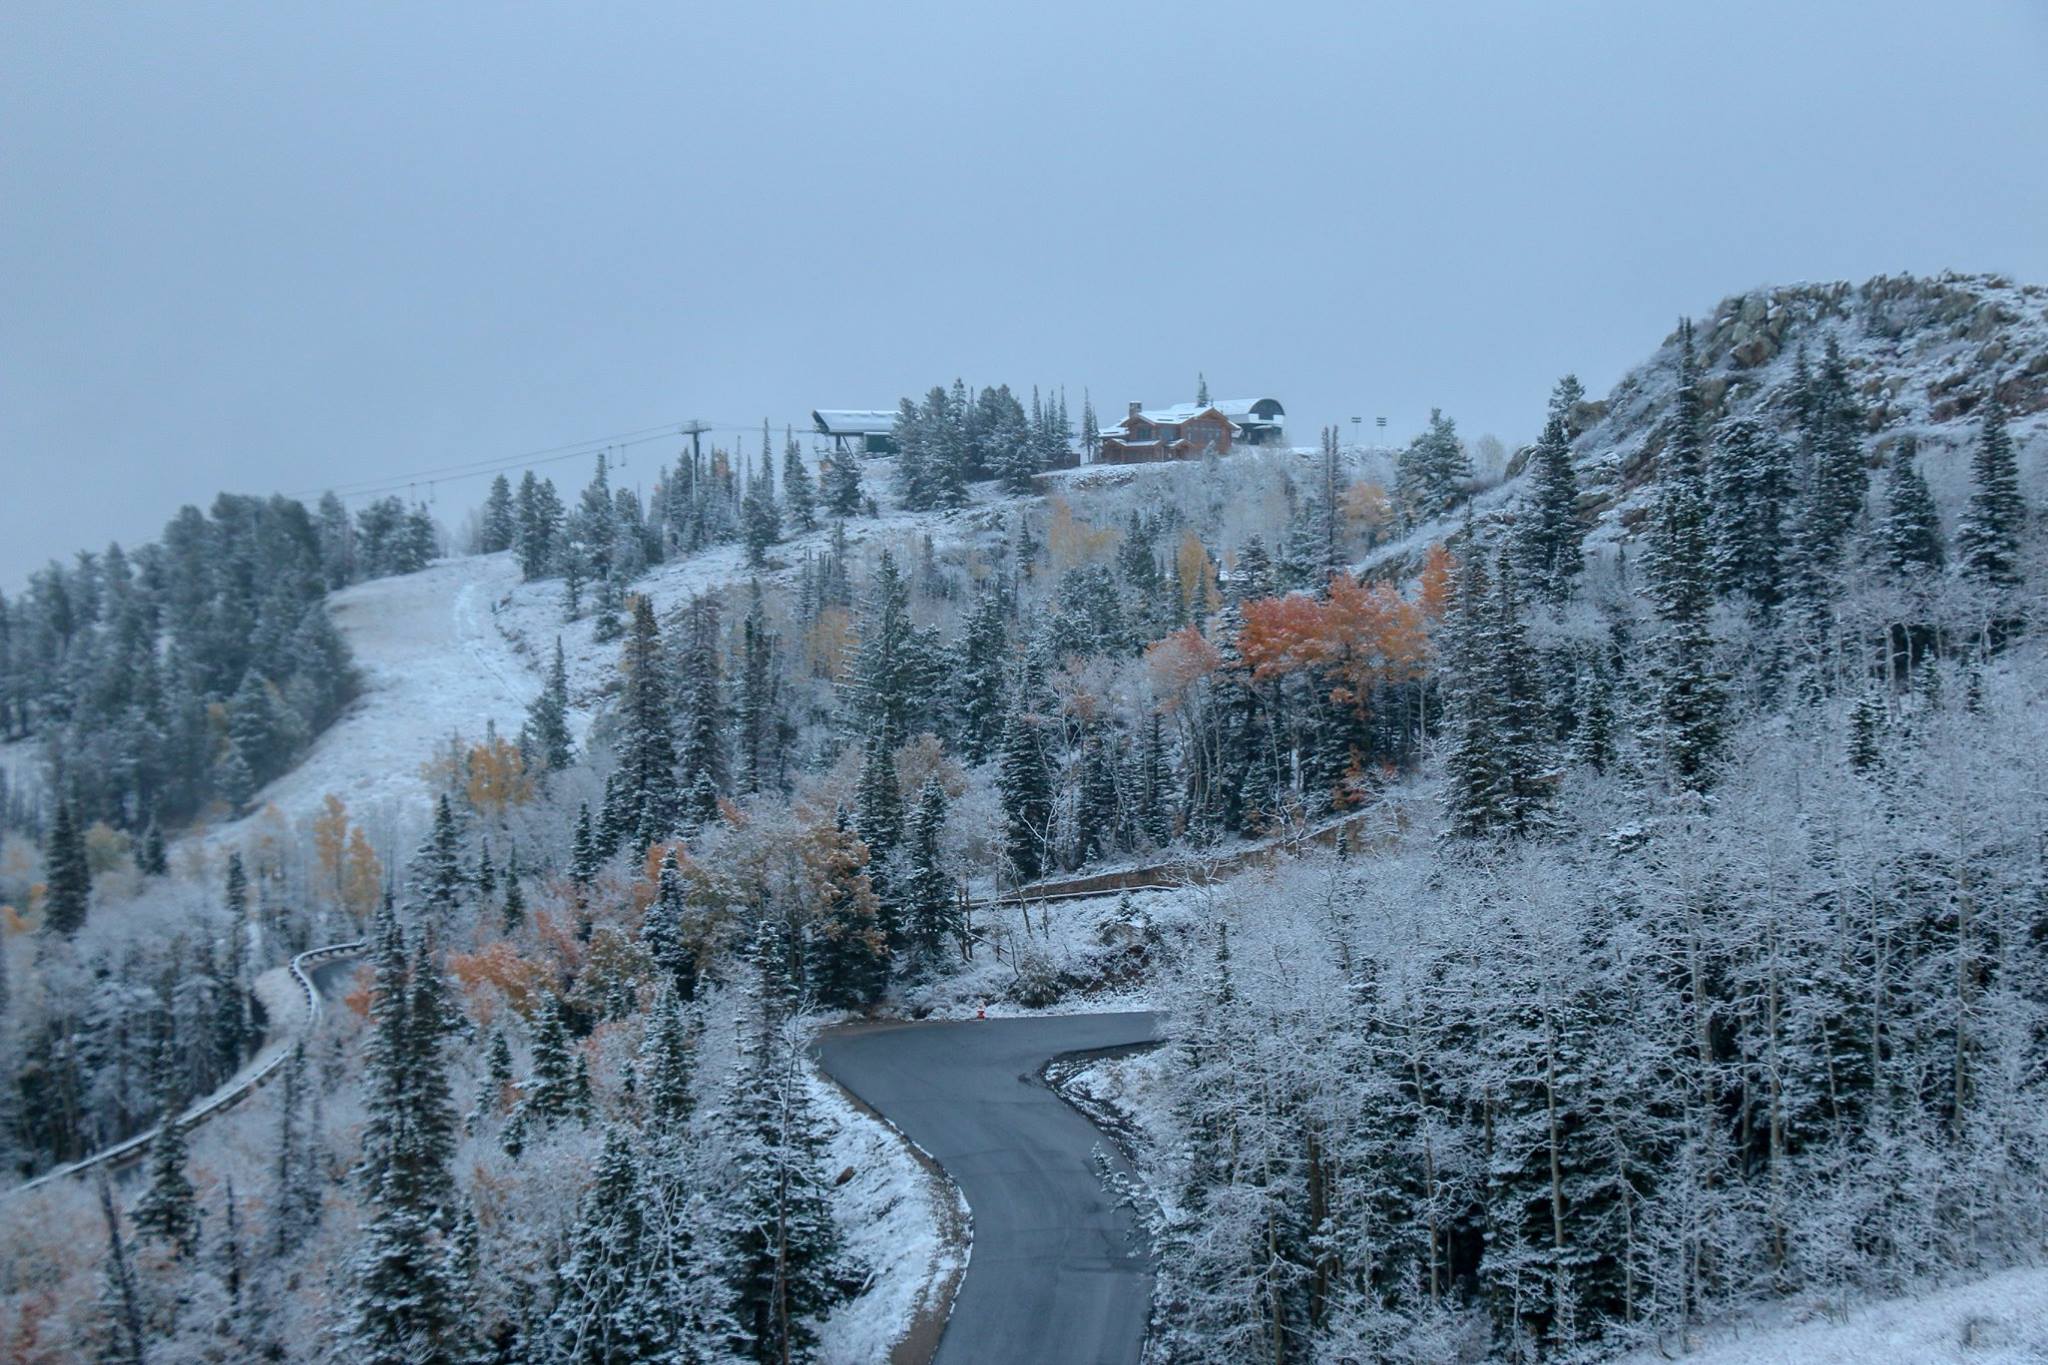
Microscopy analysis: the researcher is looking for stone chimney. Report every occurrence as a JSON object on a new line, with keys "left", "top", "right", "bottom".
{"left": 1128, "top": 400, "right": 1143, "bottom": 419}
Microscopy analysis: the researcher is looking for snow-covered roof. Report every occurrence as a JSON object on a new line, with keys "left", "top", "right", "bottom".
{"left": 1132, "top": 403, "right": 1228, "bottom": 425}
{"left": 1111, "top": 398, "right": 1285, "bottom": 432}
{"left": 812, "top": 409, "right": 898, "bottom": 436}
{"left": 1211, "top": 397, "right": 1285, "bottom": 424}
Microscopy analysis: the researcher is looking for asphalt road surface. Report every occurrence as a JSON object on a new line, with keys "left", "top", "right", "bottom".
{"left": 817, "top": 1012, "right": 1162, "bottom": 1365}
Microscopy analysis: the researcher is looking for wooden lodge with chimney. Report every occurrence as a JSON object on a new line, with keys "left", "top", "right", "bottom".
{"left": 1096, "top": 397, "right": 1286, "bottom": 463}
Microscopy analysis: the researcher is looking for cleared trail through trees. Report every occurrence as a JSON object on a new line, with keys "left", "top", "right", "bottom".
{"left": 9, "top": 939, "right": 365, "bottom": 1196}
{"left": 817, "top": 1012, "right": 1161, "bottom": 1365}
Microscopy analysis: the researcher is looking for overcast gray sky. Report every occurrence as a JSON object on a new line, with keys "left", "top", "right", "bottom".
{"left": 5, "top": 1, "right": 2046, "bottom": 586}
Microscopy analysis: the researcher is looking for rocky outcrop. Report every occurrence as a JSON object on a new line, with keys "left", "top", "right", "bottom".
{"left": 1570, "top": 272, "right": 2048, "bottom": 523}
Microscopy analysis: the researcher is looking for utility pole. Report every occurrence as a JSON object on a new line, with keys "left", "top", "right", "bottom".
{"left": 680, "top": 420, "right": 712, "bottom": 466}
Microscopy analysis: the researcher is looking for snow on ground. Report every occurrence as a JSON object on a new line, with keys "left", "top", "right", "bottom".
{"left": 902, "top": 882, "right": 1212, "bottom": 1021}
{"left": 214, "top": 552, "right": 541, "bottom": 851}
{"left": 809, "top": 1068, "right": 968, "bottom": 1365}
{"left": 1612, "top": 1263, "right": 2048, "bottom": 1365}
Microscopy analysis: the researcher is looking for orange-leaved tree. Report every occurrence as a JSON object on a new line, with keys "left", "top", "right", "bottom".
{"left": 312, "top": 794, "right": 350, "bottom": 907}
{"left": 1418, "top": 541, "right": 1455, "bottom": 625}
{"left": 1239, "top": 573, "right": 1428, "bottom": 713}
{"left": 1144, "top": 625, "right": 1222, "bottom": 713}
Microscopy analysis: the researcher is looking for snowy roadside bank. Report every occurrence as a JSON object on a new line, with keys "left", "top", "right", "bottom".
{"left": 809, "top": 1068, "right": 970, "bottom": 1365}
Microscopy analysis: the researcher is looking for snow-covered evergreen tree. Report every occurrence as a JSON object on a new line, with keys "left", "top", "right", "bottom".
{"left": 1957, "top": 394, "right": 2024, "bottom": 588}
{"left": 1878, "top": 434, "right": 1944, "bottom": 576}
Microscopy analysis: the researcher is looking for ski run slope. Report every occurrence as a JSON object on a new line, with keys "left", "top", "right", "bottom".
{"left": 220, "top": 551, "right": 542, "bottom": 847}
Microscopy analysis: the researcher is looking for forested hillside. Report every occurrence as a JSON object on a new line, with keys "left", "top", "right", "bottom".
{"left": 0, "top": 271, "right": 2040, "bottom": 1362}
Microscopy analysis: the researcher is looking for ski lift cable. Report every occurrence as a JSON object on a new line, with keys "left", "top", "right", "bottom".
{"left": 297, "top": 426, "right": 691, "bottom": 503}
{"left": 284, "top": 419, "right": 694, "bottom": 500}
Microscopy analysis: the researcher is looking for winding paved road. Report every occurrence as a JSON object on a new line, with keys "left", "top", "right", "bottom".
{"left": 817, "top": 1012, "right": 1161, "bottom": 1365}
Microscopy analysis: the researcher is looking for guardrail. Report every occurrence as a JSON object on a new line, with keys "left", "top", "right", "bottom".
{"left": 9, "top": 939, "right": 367, "bottom": 1197}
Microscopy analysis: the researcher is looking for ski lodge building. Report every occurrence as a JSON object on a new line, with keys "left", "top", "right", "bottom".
{"left": 1096, "top": 397, "right": 1286, "bottom": 463}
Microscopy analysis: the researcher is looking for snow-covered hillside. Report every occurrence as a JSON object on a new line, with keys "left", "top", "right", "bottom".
{"left": 220, "top": 552, "right": 542, "bottom": 848}
{"left": 1613, "top": 1264, "right": 2048, "bottom": 1365}
{"left": 1567, "top": 272, "right": 2048, "bottom": 529}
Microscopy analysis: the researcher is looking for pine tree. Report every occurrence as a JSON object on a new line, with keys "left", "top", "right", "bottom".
{"left": 273, "top": 1044, "right": 322, "bottom": 1256}
{"left": 953, "top": 582, "right": 1010, "bottom": 762}
{"left": 1647, "top": 320, "right": 1723, "bottom": 787}
{"left": 95, "top": 1174, "right": 149, "bottom": 1365}
{"left": 1956, "top": 396, "right": 2024, "bottom": 588}
{"left": 561, "top": 546, "right": 586, "bottom": 620}
{"left": 642, "top": 850, "right": 699, "bottom": 1000}
{"left": 409, "top": 794, "right": 468, "bottom": 921}
{"left": 904, "top": 778, "right": 956, "bottom": 973}
{"left": 853, "top": 734, "right": 903, "bottom": 924}
{"left": 1233, "top": 535, "right": 1275, "bottom": 603}
{"left": 1313, "top": 424, "right": 1347, "bottom": 587}
{"left": 1397, "top": 408, "right": 1470, "bottom": 524}
{"left": 810, "top": 809, "right": 890, "bottom": 1010}
{"left": 133, "top": 1095, "right": 199, "bottom": 1259}
{"left": 576, "top": 454, "right": 617, "bottom": 587}
{"left": 1139, "top": 711, "right": 1174, "bottom": 847}
{"left": 219, "top": 847, "right": 266, "bottom": 931}
{"left": 615, "top": 596, "right": 681, "bottom": 847}
{"left": 515, "top": 472, "right": 564, "bottom": 581}
{"left": 523, "top": 636, "right": 575, "bottom": 773}
{"left": 501, "top": 853, "right": 527, "bottom": 933}
{"left": 508, "top": 993, "right": 582, "bottom": 1154}
{"left": 727, "top": 948, "right": 853, "bottom": 1364}
{"left": 42, "top": 797, "right": 91, "bottom": 936}
{"left": 215, "top": 890, "right": 251, "bottom": 1074}
{"left": 676, "top": 595, "right": 727, "bottom": 825}
{"left": 216, "top": 737, "right": 257, "bottom": 813}
{"left": 782, "top": 429, "right": 818, "bottom": 533}
{"left": 1848, "top": 688, "right": 1886, "bottom": 772}
{"left": 570, "top": 803, "right": 601, "bottom": 890}
{"left": 347, "top": 908, "right": 469, "bottom": 1361}
{"left": 822, "top": 447, "right": 864, "bottom": 519}
{"left": 737, "top": 583, "right": 781, "bottom": 794}
{"left": 639, "top": 988, "right": 696, "bottom": 1133}
{"left": 997, "top": 670, "right": 1056, "bottom": 884}
{"left": 1803, "top": 337, "right": 1870, "bottom": 562}
{"left": 217, "top": 1177, "right": 247, "bottom": 1318}
{"left": 1487, "top": 553, "right": 1552, "bottom": 835}
{"left": 474, "top": 837, "right": 496, "bottom": 906}
{"left": 349, "top": 1187, "right": 467, "bottom": 1363}
{"left": 1568, "top": 649, "right": 1616, "bottom": 774}
{"left": 1522, "top": 376, "right": 1586, "bottom": 603}
{"left": 481, "top": 474, "right": 516, "bottom": 554}
{"left": 1077, "top": 725, "right": 1120, "bottom": 863}
{"left": 1440, "top": 550, "right": 1503, "bottom": 838}
{"left": 742, "top": 428, "right": 783, "bottom": 568}
{"left": 547, "top": 1127, "right": 674, "bottom": 1363}
{"left": 1706, "top": 416, "right": 1795, "bottom": 614}
{"left": 1878, "top": 435, "right": 1944, "bottom": 577}
{"left": 402, "top": 937, "right": 462, "bottom": 1202}
{"left": 846, "top": 550, "right": 917, "bottom": 743}
{"left": 591, "top": 573, "right": 626, "bottom": 645}
{"left": 403, "top": 505, "right": 439, "bottom": 571}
